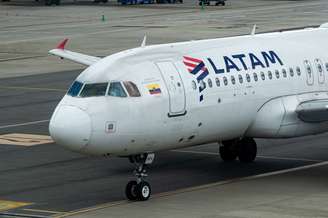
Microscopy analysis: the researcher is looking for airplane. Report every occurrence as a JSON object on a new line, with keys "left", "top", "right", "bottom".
{"left": 49, "top": 23, "right": 328, "bottom": 201}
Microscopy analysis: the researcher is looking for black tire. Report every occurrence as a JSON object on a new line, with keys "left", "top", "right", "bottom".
{"left": 125, "top": 180, "right": 138, "bottom": 201}
{"left": 238, "top": 138, "right": 257, "bottom": 163}
{"left": 136, "top": 181, "right": 151, "bottom": 201}
{"left": 221, "top": 1, "right": 225, "bottom": 6}
{"left": 55, "top": 0, "right": 60, "bottom": 5}
{"left": 45, "top": 0, "right": 52, "bottom": 5}
{"left": 219, "top": 143, "right": 237, "bottom": 161}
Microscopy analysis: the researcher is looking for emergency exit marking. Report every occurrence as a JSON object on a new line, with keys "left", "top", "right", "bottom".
{"left": 0, "top": 133, "right": 54, "bottom": 146}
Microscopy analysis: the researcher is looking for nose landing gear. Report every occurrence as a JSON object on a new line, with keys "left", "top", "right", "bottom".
{"left": 125, "top": 153, "right": 155, "bottom": 201}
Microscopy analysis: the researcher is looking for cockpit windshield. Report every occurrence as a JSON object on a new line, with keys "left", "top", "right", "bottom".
{"left": 123, "top": 81, "right": 141, "bottom": 97}
{"left": 108, "top": 82, "right": 127, "bottom": 97}
{"left": 80, "top": 83, "right": 108, "bottom": 97}
{"left": 67, "top": 80, "right": 141, "bottom": 98}
{"left": 67, "top": 81, "right": 83, "bottom": 97}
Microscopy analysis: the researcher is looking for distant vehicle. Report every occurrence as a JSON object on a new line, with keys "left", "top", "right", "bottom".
{"left": 117, "top": 0, "right": 182, "bottom": 5}
{"left": 49, "top": 23, "right": 328, "bottom": 201}
{"left": 1, "top": 0, "right": 64, "bottom": 6}
{"left": 199, "top": 0, "right": 225, "bottom": 6}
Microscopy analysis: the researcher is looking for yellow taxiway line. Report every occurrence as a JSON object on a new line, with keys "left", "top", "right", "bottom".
{"left": 0, "top": 200, "right": 31, "bottom": 212}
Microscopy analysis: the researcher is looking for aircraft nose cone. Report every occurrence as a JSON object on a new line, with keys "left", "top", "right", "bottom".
{"left": 49, "top": 105, "right": 91, "bottom": 152}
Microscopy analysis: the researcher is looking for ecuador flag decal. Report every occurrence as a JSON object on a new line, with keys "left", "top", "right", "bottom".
{"left": 147, "top": 83, "right": 161, "bottom": 95}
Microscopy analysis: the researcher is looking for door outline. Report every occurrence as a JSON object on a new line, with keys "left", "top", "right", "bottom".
{"left": 304, "top": 60, "right": 314, "bottom": 86}
{"left": 156, "top": 61, "right": 187, "bottom": 117}
{"left": 314, "top": 58, "right": 325, "bottom": 84}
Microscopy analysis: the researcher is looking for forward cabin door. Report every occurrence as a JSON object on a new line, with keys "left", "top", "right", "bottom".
{"left": 156, "top": 61, "right": 186, "bottom": 117}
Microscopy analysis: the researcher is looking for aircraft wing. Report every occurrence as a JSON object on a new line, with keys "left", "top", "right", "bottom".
{"left": 49, "top": 39, "right": 101, "bottom": 66}
{"left": 296, "top": 100, "right": 328, "bottom": 122}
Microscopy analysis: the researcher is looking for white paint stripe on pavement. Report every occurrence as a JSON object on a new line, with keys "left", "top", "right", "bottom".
{"left": 0, "top": 120, "right": 50, "bottom": 129}
{"left": 171, "top": 149, "right": 324, "bottom": 162}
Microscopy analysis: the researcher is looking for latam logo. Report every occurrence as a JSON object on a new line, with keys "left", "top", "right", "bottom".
{"left": 183, "top": 50, "right": 284, "bottom": 102}
{"left": 183, "top": 56, "right": 209, "bottom": 102}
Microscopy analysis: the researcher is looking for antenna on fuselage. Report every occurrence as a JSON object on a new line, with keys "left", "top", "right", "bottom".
{"left": 141, "top": 35, "right": 147, "bottom": 47}
{"left": 251, "top": 24, "right": 257, "bottom": 35}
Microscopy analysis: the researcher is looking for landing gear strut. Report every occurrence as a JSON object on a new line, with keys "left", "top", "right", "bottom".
{"left": 220, "top": 138, "right": 257, "bottom": 163}
{"left": 125, "top": 153, "right": 155, "bottom": 201}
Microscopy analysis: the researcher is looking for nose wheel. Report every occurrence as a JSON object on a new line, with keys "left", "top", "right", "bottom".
{"left": 125, "top": 153, "right": 154, "bottom": 201}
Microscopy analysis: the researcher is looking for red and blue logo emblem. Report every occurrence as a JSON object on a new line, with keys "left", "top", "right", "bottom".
{"left": 183, "top": 56, "right": 209, "bottom": 102}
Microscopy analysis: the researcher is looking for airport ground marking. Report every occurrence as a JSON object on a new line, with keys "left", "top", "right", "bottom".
{"left": 54, "top": 200, "right": 129, "bottom": 218}
{"left": 0, "top": 200, "right": 31, "bottom": 212}
{"left": 23, "top": 208, "right": 65, "bottom": 214}
{"left": 0, "top": 55, "right": 46, "bottom": 62}
{"left": 2, "top": 28, "right": 134, "bottom": 45}
{"left": 0, "top": 212, "right": 48, "bottom": 218}
{"left": 0, "top": 133, "right": 53, "bottom": 146}
{"left": 0, "top": 120, "right": 50, "bottom": 129}
{"left": 171, "top": 149, "right": 324, "bottom": 162}
{"left": 257, "top": 155, "right": 323, "bottom": 163}
{"left": 55, "top": 160, "right": 328, "bottom": 218}
{"left": 0, "top": 86, "right": 66, "bottom": 92}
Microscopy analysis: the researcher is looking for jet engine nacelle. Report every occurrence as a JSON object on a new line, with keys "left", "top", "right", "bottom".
{"left": 246, "top": 94, "right": 328, "bottom": 138}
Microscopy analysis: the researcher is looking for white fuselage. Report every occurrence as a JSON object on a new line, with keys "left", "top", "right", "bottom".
{"left": 49, "top": 26, "right": 328, "bottom": 156}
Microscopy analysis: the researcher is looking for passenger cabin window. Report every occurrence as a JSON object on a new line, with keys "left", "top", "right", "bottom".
{"left": 246, "top": 74, "right": 251, "bottom": 83}
{"left": 123, "top": 81, "right": 141, "bottom": 97}
{"left": 325, "top": 63, "right": 328, "bottom": 72}
{"left": 253, "top": 73, "right": 258, "bottom": 82}
{"left": 215, "top": 78, "right": 220, "bottom": 87}
{"left": 223, "top": 77, "right": 228, "bottom": 86}
{"left": 296, "top": 66, "right": 301, "bottom": 76}
{"left": 108, "top": 82, "right": 127, "bottom": 97}
{"left": 67, "top": 81, "right": 83, "bottom": 97}
{"left": 231, "top": 76, "right": 236, "bottom": 85}
{"left": 268, "top": 71, "right": 273, "bottom": 80}
{"left": 275, "top": 70, "right": 280, "bottom": 79}
{"left": 208, "top": 78, "right": 213, "bottom": 88}
{"left": 260, "top": 72, "right": 265, "bottom": 80}
{"left": 282, "top": 69, "right": 287, "bottom": 78}
{"left": 80, "top": 83, "right": 108, "bottom": 97}
{"left": 238, "top": 75, "right": 243, "bottom": 84}
{"left": 289, "top": 68, "right": 294, "bottom": 77}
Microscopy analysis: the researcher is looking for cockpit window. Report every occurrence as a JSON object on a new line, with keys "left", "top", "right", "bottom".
{"left": 108, "top": 82, "right": 127, "bottom": 97}
{"left": 67, "top": 81, "right": 83, "bottom": 97}
{"left": 80, "top": 83, "right": 108, "bottom": 97}
{"left": 123, "top": 81, "right": 141, "bottom": 97}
